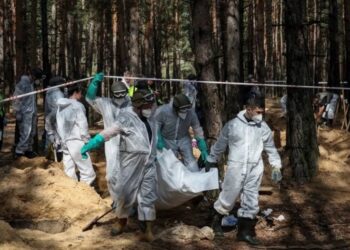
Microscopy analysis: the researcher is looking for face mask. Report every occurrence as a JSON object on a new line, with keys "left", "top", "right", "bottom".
{"left": 252, "top": 114, "right": 263, "bottom": 123}
{"left": 178, "top": 111, "right": 187, "bottom": 119}
{"left": 113, "top": 98, "right": 125, "bottom": 106}
{"left": 142, "top": 109, "right": 152, "bottom": 118}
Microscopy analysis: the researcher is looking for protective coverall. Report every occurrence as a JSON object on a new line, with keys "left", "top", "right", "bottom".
{"left": 156, "top": 102, "right": 205, "bottom": 172}
{"left": 86, "top": 75, "right": 131, "bottom": 182}
{"left": 207, "top": 110, "right": 282, "bottom": 219}
{"left": 13, "top": 75, "right": 37, "bottom": 155}
{"left": 45, "top": 88, "right": 64, "bottom": 146}
{"left": 86, "top": 108, "right": 156, "bottom": 221}
{"left": 321, "top": 93, "right": 339, "bottom": 120}
{"left": 56, "top": 98, "right": 96, "bottom": 185}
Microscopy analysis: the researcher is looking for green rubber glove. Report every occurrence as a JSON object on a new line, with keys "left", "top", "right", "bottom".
{"left": 80, "top": 134, "right": 105, "bottom": 160}
{"left": 157, "top": 131, "right": 166, "bottom": 150}
{"left": 196, "top": 137, "right": 208, "bottom": 161}
{"left": 86, "top": 72, "right": 104, "bottom": 100}
{"left": 271, "top": 167, "right": 282, "bottom": 183}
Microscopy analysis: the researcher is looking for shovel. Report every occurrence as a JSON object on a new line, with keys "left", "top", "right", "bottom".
{"left": 82, "top": 207, "right": 114, "bottom": 232}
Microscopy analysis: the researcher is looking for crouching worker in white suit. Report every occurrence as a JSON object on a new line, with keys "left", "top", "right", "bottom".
{"left": 56, "top": 85, "right": 96, "bottom": 185}
{"left": 80, "top": 89, "right": 157, "bottom": 242}
{"left": 205, "top": 96, "right": 282, "bottom": 245}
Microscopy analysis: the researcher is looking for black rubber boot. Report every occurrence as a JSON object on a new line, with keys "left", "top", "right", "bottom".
{"left": 110, "top": 218, "right": 127, "bottom": 236}
{"left": 139, "top": 221, "right": 155, "bottom": 242}
{"left": 211, "top": 210, "right": 224, "bottom": 237}
{"left": 237, "top": 217, "right": 260, "bottom": 245}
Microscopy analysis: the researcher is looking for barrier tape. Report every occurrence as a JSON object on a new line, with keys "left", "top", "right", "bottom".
{"left": 1, "top": 75, "right": 349, "bottom": 104}
{"left": 0, "top": 77, "right": 93, "bottom": 104}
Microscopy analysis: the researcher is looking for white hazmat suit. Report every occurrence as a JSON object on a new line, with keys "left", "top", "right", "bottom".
{"left": 13, "top": 75, "right": 37, "bottom": 154}
{"left": 56, "top": 98, "right": 96, "bottom": 185}
{"left": 207, "top": 110, "right": 282, "bottom": 219}
{"left": 99, "top": 108, "right": 156, "bottom": 221}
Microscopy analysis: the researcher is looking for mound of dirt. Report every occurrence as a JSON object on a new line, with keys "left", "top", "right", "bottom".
{"left": 0, "top": 157, "right": 110, "bottom": 232}
{"left": 0, "top": 220, "right": 33, "bottom": 250}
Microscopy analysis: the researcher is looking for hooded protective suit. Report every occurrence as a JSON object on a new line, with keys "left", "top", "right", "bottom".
{"left": 45, "top": 88, "right": 64, "bottom": 145}
{"left": 98, "top": 108, "right": 155, "bottom": 220}
{"left": 321, "top": 93, "right": 339, "bottom": 120}
{"left": 86, "top": 79, "right": 131, "bottom": 183}
{"left": 280, "top": 94, "right": 287, "bottom": 115}
{"left": 13, "top": 75, "right": 37, "bottom": 154}
{"left": 207, "top": 110, "right": 281, "bottom": 219}
{"left": 183, "top": 81, "right": 198, "bottom": 109}
{"left": 56, "top": 98, "right": 96, "bottom": 185}
{"left": 155, "top": 102, "right": 204, "bottom": 171}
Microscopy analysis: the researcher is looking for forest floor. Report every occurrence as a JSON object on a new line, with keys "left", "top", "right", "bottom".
{"left": 1, "top": 98, "right": 350, "bottom": 250}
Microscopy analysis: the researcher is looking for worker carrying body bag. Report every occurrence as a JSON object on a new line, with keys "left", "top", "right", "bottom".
{"left": 155, "top": 149, "right": 219, "bottom": 210}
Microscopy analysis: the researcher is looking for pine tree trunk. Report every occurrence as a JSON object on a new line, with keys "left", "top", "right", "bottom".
{"left": 224, "top": 0, "right": 242, "bottom": 121}
{"left": 58, "top": 0, "right": 67, "bottom": 77}
{"left": 0, "top": 0, "right": 4, "bottom": 80}
{"left": 255, "top": 0, "right": 265, "bottom": 82}
{"left": 285, "top": 0, "right": 319, "bottom": 183}
{"left": 129, "top": 0, "right": 140, "bottom": 74}
{"left": 85, "top": 18, "right": 95, "bottom": 76}
{"left": 345, "top": 0, "right": 350, "bottom": 102}
{"left": 265, "top": 0, "right": 273, "bottom": 81}
{"left": 152, "top": 0, "right": 162, "bottom": 78}
{"left": 41, "top": 0, "right": 51, "bottom": 88}
{"left": 143, "top": 0, "right": 154, "bottom": 76}
{"left": 116, "top": 0, "right": 126, "bottom": 74}
{"left": 328, "top": 0, "right": 340, "bottom": 87}
{"left": 15, "top": 0, "right": 26, "bottom": 78}
{"left": 247, "top": 2, "right": 254, "bottom": 75}
{"left": 4, "top": 0, "right": 15, "bottom": 92}
{"left": 29, "top": 0, "right": 38, "bottom": 67}
{"left": 104, "top": 0, "right": 114, "bottom": 76}
{"left": 96, "top": 5, "right": 104, "bottom": 72}
{"left": 172, "top": 0, "right": 179, "bottom": 79}
{"left": 192, "top": 0, "right": 222, "bottom": 145}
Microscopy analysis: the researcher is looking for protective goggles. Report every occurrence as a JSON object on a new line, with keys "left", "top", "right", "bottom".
{"left": 142, "top": 92, "right": 155, "bottom": 103}
{"left": 178, "top": 104, "right": 192, "bottom": 112}
{"left": 113, "top": 91, "right": 127, "bottom": 98}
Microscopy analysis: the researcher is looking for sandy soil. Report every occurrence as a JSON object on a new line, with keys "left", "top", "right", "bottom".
{"left": 0, "top": 99, "right": 350, "bottom": 249}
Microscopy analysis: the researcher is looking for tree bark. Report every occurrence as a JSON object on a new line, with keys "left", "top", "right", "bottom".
{"left": 152, "top": 0, "right": 162, "bottom": 78}
{"left": 58, "top": 0, "right": 67, "bottom": 77}
{"left": 29, "top": 0, "right": 38, "bottom": 67}
{"left": 345, "top": 0, "right": 350, "bottom": 102}
{"left": 192, "top": 0, "right": 222, "bottom": 144}
{"left": 4, "top": 0, "right": 15, "bottom": 92}
{"left": 255, "top": 0, "right": 265, "bottom": 82}
{"left": 328, "top": 0, "right": 340, "bottom": 87}
{"left": 247, "top": 2, "right": 254, "bottom": 76}
{"left": 129, "top": 0, "right": 140, "bottom": 74}
{"left": 41, "top": 0, "right": 51, "bottom": 88}
{"left": 224, "top": 0, "right": 242, "bottom": 121}
{"left": 285, "top": 0, "right": 319, "bottom": 183}
{"left": 265, "top": 0, "right": 273, "bottom": 80}
{"left": 15, "top": 0, "right": 26, "bottom": 78}
{"left": 0, "top": 0, "right": 4, "bottom": 80}
{"left": 116, "top": 0, "right": 126, "bottom": 74}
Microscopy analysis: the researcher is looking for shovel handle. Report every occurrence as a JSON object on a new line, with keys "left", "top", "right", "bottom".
{"left": 82, "top": 208, "right": 114, "bottom": 232}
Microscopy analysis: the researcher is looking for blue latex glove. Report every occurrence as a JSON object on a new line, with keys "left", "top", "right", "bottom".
{"left": 86, "top": 72, "right": 104, "bottom": 100}
{"left": 271, "top": 167, "right": 282, "bottom": 183}
{"left": 196, "top": 137, "right": 208, "bottom": 161}
{"left": 157, "top": 131, "right": 165, "bottom": 150}
{"left": 81, "top": 134, "right": 105, "bottom": 159}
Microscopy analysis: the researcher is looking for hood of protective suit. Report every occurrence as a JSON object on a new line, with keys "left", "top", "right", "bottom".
{"left": 237, "top": 110, "right": 262, "bottom": 125}
{"left": 57, "top": 97, "right": 75, "bottom": 111}
{"left": 21, "top": 75, "right": 32, "bottom": 83}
